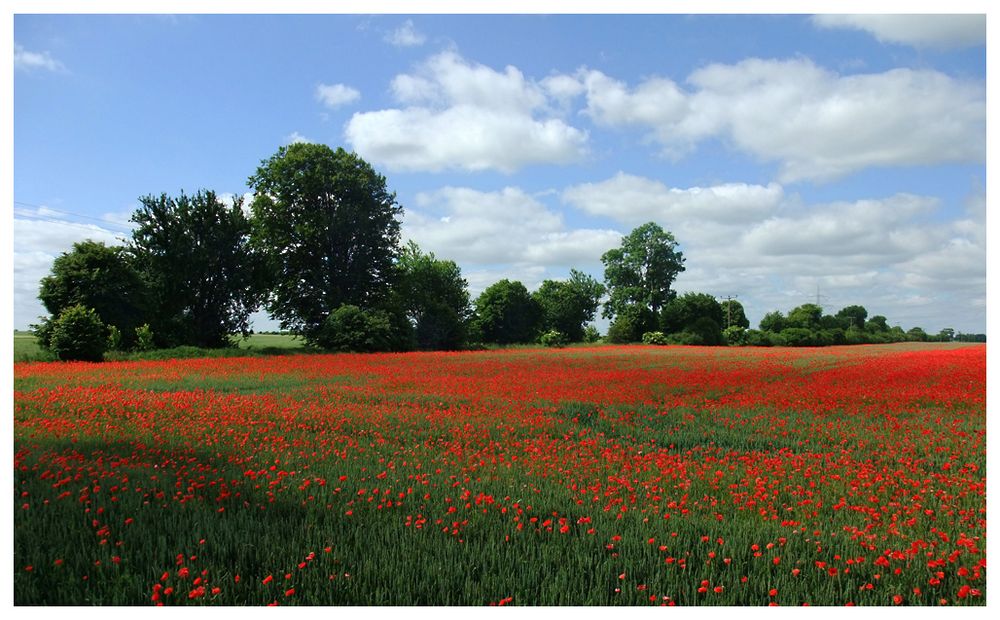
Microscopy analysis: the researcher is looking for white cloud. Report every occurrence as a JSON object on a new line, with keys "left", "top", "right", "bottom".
{"left": 563, "top": 173, "right": 783, "bottom": 225}
{"left": 575, "top": 58, "right": 984, "bottom": 182}
{"left": 812, "top": 14, "right": 986, "bottom": 49}
{"left": 315, "top": 83, "right": 361, "bottom": 108}
{"left": 283, "top": 131, "right": 313, "bottom": 145}
{"left": 345, "top": 51, "right": 589, "bottom": 173}
{"left": 384, "top": 20, "right": 426, "bottom": 47}
{"left": 14, "top": 43, "right": 65, "bottom": 72}
{"left": 404, "top": 186, "right": 619, "bottom": 267}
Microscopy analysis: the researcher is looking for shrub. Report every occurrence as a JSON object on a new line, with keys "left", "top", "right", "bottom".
{"left": 779, "top": 327, "right": 816, "bottom": 347}
{"left": 582, "top": 325, "right": 601, "bottom": 343}
{"left": 48, "top": 305, "right": 107, "bottom": 362}
{"left": 107, "top": 325, "right": 122, "bottom": 351}
{"left": 317, "top": 305, "right": 394, "bottom": 352}
{"left": 641, "top": 331, "right": 668, "bottom": 345}
{"left": 539, "top": 329, "right": 569, "bottom": 348}
{"left": 135, "top": 324, "right": 156, "bottom": 351}
{"left": 722, "top": 326, "right": 747, "bottom": 346}
{"left": 666, "top": 331, "right": 704, "bottom": 346}
{"left": 744, "top": 329, "right": 772, "bottom": 347}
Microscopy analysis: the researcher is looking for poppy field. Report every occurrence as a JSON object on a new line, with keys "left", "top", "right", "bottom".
{"left": 13, "top": 343, "right": 985, "bottom": 606}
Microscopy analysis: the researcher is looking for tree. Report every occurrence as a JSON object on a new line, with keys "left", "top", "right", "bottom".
{"left": 867, "top": 315, "right": 890, "bottom": 333}
{"left": 37, "top": 240, "right": 146, "bottom": 349}
{"left": 835, "top": 305, "right": 868, "bottom": 331}
{"left": 720, "top": 299, "right": 750, "bottom": 329}
{"left": 395, "top": 242, "right": 471, "bottom": 350}
{"left": 785, "top": 304, "right": 823, "bottom": 330}
{"left": 906, "top": 327, "right": 928, "bottom": 342}
{"left": 130, "top": 190, "right": 264, "bottom": 348}
{"left": 533, "top": 269, "right": 606, "bottom": 342}
{"left": 315, "top": 304, "right": 395, "bottom": 352}
{"left": 759, "top": 311, "right": 786, "bottom": 333}
{"left": 660, "top": 292, "right": 723, "bottom": 336}
{"left": 937, "top": 327, "right": 955, "bottom": 341}
{"left": 248, "top": 143, "right": 402, "bottom": 345}
{"left": 601, "top": 222, "right": 685, "bottom": 321}
{"left": 473, "top": 279, "right": 542, "bottom": 344}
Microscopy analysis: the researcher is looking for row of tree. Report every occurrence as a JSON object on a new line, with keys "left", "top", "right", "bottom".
{"left": 33, "top": 142, "right": 982, "bottom": 361}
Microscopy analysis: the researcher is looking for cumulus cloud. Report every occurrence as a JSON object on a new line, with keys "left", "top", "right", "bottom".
{"left": 403, "top": 186, "right": 620, "bottom": 267}
{"left": 563, "top": 173, "right": 783, "bottom": 225}
{"left": 315, "top": 83, "right": 361, "bottom": 108}
{"left": 345, "top": 51, "right": 589, "bottom": 172}
{"left": 384, "top": 20, "right": 426, "bottom": 47}
{"left": 14, "top": 43, "right": 65, "bottom": 72}
{"left": 573, "top": 58, "right": 984, "bottom": 182}
{"left": 812, "top": 14, "right": 986, "bottom": 49}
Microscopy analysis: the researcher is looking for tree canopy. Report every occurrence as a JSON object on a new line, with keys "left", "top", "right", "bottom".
{"left": 473, "top": 279, "right": 541, "bottom": 345}
{"left": 601, "top": 222, "right": 685, "bottom": 321}
{"left": 533, "top": 269, "right": 605, "bottom": 342}
{"left": 248, "top": 143, "right": 402, "bottom": 344}
{"left": 37, "top": 240, "right": 147, "bottom": 349}
{"left": 395, "top": 242, "right": 472, "bottom": 350}
{"left": 130, "top": 190, "right": 264, "bottom": 348}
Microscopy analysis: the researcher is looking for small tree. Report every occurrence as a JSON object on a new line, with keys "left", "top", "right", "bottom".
{"left": 533, "top": 270, "right": 605, "bottom": 342}
{"left": 48, "top": 305, "right": 107, "bottom": 362}
{"left": 317, "top": 305, "right": 394, "bottom": 352}
{"left": 473, "top": 280, "right": 542, "bottom": 345}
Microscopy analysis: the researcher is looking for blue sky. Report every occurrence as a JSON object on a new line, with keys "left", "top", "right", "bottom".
{"left": 11, "top": 10, "right": 989, "bottom": 334}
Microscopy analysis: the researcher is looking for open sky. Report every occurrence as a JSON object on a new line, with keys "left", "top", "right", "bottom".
{"left": 10, "top": 7, "right": 989, "bottom": 335}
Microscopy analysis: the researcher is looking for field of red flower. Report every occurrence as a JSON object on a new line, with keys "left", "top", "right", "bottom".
{"left": 14, "top": 343, "right": 985, "bottom": 606}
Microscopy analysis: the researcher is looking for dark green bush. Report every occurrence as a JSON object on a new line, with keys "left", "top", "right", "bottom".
{"left": 316, "top": 305, "right": 394, "bottom": 352}
{"left": 48, "top": 304, "right": 107, "bottom": 362}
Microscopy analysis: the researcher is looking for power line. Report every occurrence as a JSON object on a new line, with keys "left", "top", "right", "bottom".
{"left": 13, "top": 200, "right": 134, "bottom": 235}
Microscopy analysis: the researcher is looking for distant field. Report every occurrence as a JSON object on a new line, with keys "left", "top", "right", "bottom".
{"left": 12, "top": 332, "right": 305, "bottom": 362}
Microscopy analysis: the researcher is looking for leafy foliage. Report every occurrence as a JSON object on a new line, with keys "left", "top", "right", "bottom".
{"left": 47, "top": 305, "right": 107, "bottom": 362}
{"left": 248, "top": 144, "right": 402, "bottom": 345}
{"left": 539, "top": 329, "right": 569, "bottom": 348}
{"left": 473, "top": 279, "right": 542, "bottom": 345}
{"left": 601, "top": 222, "right": 685, "bottom": 320}
{"left": 37, "top": 240, "right": 147, "bottom": 349}
{"left": 533, "top": 270, "right": 605, "bottom": 342}
{"left": 315, "top": 305, "right": 395, "bottom": 352}
{"left": 130, "top": 190, "right": 264, "bottom": 348}
{"left": 395, "top": 242, "right": 471, "bottom": 350}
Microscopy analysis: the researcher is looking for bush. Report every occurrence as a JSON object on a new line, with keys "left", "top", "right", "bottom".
{"left": 641, "top": 331, "right": 668, "bottom": 345}
{"left": 744, "top": 329, "right": 773, "bottom": 347}
{"left": 48, "top": 304, "right": 107, "bottom": 362}
{"left": 666, "top": 331, "right": 704, "bottom": 346}
{"left": 582, "top": 325, "right": 601, "bottom": 343}
{"left": 107, "top": 325, "right": 122, "bottom": 351}
{"left": 539, "top": 329, "right": 568, "bottom": 348}
{"left": 606, "top": 306, "right": 657, "bottom": 343}
{"left": 316, "top": 305, "right": 394, "bottom": 352}
{"left": 135, "top": 324, "right": 156, "bottom": 351}
{"left": 722, "top": 326, "right": 747, "bottom": 346}
{"left": 779, "top": 327, "right": 816, "bottom": 347}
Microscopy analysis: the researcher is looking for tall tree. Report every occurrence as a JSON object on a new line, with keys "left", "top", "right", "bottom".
{"left": 720, "top": 299, "right": 750, "bottom": 329}
{"left": 37, "top": 240, "right": 147, "bottom": 349}
{"left": 785, "top": 303, "right": 824, "bottom": 330}
{"left": 395, "top": 241, "right": 471, "bottom": 350}
{"left": 601, "top": 222, "right": 685, "bottom": 321}
{"left": 835, "top": 305, "right": 868, "bottom": 331}
{"left": 130, "top": 190, "right": 264, "bottom": 348}
{"left": 473, "top": 279, "right": 541, "bottom": 345}
{"left": 533, "top": 269, "right": 606, "bottom": 342}
{"left": 248, "top": 144, "right": 402, "bottom": 344}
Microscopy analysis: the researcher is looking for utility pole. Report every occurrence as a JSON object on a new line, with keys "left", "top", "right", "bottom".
{"left": 721, "top": 294, "right": 738, "bottom": 329}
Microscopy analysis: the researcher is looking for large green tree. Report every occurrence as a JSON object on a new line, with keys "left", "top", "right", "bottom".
{"left": 130, "top": 189, "right": 264, "bottom": 348}
{"left": 835, "top": 305, "right": 868, "bottom": 331}
{"left": 720, "top": 299, "right": 750, "bottom": 329}
{"left": 533, "top": 269, "right": 605, "bottom": 342}
{"left": 395, "top": 242, "right": 472, "bottom": 350}
{"left": 248, "top": 144, "right": 403, "bottom": 344}
{"left": 473, "top": 279, "right": 541, "bottom": 345}
{"left": 36, "top": 240, "right": 147, "bottom": 349}
{"left": 601, "top": 222, "right": 685, "bottom": 321}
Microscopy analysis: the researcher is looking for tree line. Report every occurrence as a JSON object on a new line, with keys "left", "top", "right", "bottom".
{"left": 32, "top": 143, "right": 983, "bottom": 361}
